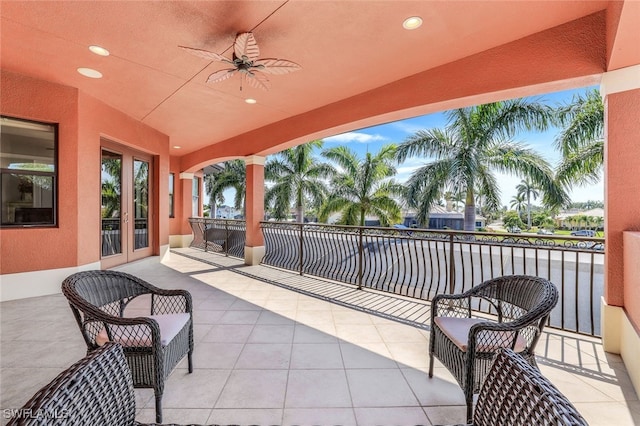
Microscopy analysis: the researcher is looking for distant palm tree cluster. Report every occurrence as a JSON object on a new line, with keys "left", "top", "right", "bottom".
{"left": 204, "top": 89, "right": 603, "bottom": 231}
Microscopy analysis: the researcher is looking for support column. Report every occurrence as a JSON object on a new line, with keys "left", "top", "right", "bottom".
{"left": 171, "top": 172, "right": 195, "bottom": 248}
{"left": 244, "top": 156, "right": 265, "bottom": 265}
{"left": 600, "top": 65, "right": 640, "bottom": 397}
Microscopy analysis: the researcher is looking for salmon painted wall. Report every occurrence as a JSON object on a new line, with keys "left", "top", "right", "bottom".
{"left": 1, "top": 70, "right": 170, "bottom": 274}
{"left": 606, "top": 88, "right": 640, "bottom": 330}
{"left": 77, "top": 92, "right": 170, "bottom": 261}
{"left": 1, "top": 71, "right": 79, "bottom": 274}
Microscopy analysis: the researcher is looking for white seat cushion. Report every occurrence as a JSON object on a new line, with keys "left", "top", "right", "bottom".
{"left": 434, "top": 316, "right": 527, "bottom": 352}
{"left": 96, "top": 313, "right": 190, "bottom": 347}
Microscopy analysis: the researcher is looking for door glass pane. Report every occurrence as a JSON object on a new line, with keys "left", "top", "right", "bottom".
{"left": 101, "top": 151, "right": 122, "bottom": 256}
{"left": 133, "top": 159, "right": 149, "bottom": 249}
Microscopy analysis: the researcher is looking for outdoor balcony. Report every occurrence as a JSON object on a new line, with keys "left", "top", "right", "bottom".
{"left": 1, "top": 249, "right": 638, "bottom": 425}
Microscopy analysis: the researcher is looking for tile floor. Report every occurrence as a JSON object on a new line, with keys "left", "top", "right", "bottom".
{"left": 1, "top": 250, "right": 639, "bottom": 425}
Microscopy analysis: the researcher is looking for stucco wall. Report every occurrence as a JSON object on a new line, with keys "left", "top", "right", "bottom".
{"left": 605, "top": 88, "right": 640, "bottom": 323}
{"left": 1, "top": 71, "right": 80, "bottom": 274}
{"left": 1, "top": 71, "right": 170, "bottom": 275}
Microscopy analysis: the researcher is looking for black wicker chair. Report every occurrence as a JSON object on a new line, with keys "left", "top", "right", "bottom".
{"left": 445, "top": 349, "right": 588, "bottom": 426}
{"left": 61, "top": 270, "right": 194, "bottom": 424}
{"left": 7, "top": 342, "right": 202, "bottom": 426}
{"left": 429, "top": 275, "right": 559, "bottom": 423}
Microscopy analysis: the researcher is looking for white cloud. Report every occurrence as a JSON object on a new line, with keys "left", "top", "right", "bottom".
{"left": 324, "top": 132, "right": 388, "bottom": 144}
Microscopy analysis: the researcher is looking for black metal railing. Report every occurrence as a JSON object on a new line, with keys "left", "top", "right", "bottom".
{"left": 101, "top": 218, "right": 149, "bottom": 256}
{"left": 261, "top": 221, "right": 605, "bottom": 336}
{"left": 189, "top": 218, "right": 246, "bottom": 259}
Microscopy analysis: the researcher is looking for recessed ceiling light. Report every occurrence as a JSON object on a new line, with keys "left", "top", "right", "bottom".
{"left": 77, "top": 68, "right": 103, "bottom": 78}
{"left": 173, "top": 146, "right": 181, "bottom": 149}
{"left": 89, "top": 45, "right": 110, "bottom": 56}
{"left": 245, "top": 98, "right": 257, "bottom": 104}
{"left": 403, "top": 16, "right": 423, "bottom": 30}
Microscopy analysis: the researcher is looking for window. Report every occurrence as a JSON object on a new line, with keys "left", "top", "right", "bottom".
{"left": 169, "top": 173, "right": 175, "bottom": 218}
{"left": 1, "top": 116, "right": 57, "bottom": 227}
{"left": 191, "top": 177, "right": 200, "bottom": 217}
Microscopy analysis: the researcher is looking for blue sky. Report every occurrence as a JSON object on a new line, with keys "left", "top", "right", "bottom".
{"left": 218, "top": 85, "right": 603, "bottom": 211}
{"left": 321, "top": 85, "right": 603, "bottom": 208}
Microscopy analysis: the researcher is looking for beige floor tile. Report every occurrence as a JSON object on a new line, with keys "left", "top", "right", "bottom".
{"left": 215, "top": 370, "right": 288, "bottom": 408}
{"left": 354, "top": 407, "right": 432, "bottom": 426}
{"left": 285, "top": 369, "right": 352, "bottom": 407}
{"left": 340, "top": 342, "right": 398, "bottom": 369}
{"left": 235, "top": 343, "right": 292, "bottom": 369}
{"left": 202, "top": 324, "right": 254, "bottom": 342}
{"left": 135, "top": 408, "right": 212, "bottom": 424}
{"left": 290, "top": 343, "right": 344, "bottom": 369}
{"left": 401, "top": 367, "right": 465, "bottom": 405}
{"left": 335, "top": 324, "right": 384, "bottom": 343}
{"left": 247, "top": 324, "right": 295, "bottom": 343}
{"left": 572, "top": 401, "right": 640, "bottom": 426}
{"left": 386, "top": 341, "right": 430, "bottom": 369}
{"left": 346, "top": 369, "right": 420, "bottom": 407}
{"left": 375, "top": 323, "right": 429, "bottom": 342}
{"left": 423, "top": 405, "right": 466, "bottom": 425}
{"left": 207, "top": 408, "right": 283, "bottom": 425}
{"left": 283, "top": 408, "right": 357, "bottom": 426}
{"left": 293, "top": 324, "right": 339, "bottom": 343}
{"left": 161, "top": 369, "right": 230, "bottom": 408}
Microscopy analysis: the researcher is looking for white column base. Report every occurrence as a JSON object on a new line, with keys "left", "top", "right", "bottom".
{"left": 601, "top": 297, "right": 640, "bottom": 399}
{"left": 0, "top": 262, "right": 101, "bottom": 301}
{"left": 169, "top": 234, "right": 193, "bottom": 248}
{"left": 244, "top": 246, "right": 265, "bottom": 266}
{"left": 601, "top": 296, "right": 622, "bottom": 353}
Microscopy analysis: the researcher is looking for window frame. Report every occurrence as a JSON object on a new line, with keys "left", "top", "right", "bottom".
{"left": 0, "top": 115, "right": 58, "bottom": 228}
{"left": 169, "top": 173, "right": 175, "bottom": 218}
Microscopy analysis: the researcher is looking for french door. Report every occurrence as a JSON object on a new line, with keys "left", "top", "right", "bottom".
{"left": 100, "top": 140, "right": 153, "bottom": 268}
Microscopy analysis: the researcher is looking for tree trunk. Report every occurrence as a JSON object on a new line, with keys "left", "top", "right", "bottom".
{"left": 296, "top": 204, "right": 304, "bottom": 223}
{"left": 464, "top": 189, "right": 476, "bottom": 231}
{"left": 526, "top": 194, "right": 532, "bottom": 229}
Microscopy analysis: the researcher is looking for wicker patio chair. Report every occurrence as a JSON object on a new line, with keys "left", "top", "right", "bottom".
{"left": 61, "top": 270, "right": 194, "bottom": 424}
{"left": 7, "top": 342, "right": 205, "bottom": 426}
{"left": 429, "top": 275, "right": 559, "bottom": 423}
{"left": 442, "top": 348, "right": 587, "bottom": 425}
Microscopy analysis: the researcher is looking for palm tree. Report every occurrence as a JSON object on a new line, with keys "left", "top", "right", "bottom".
{"left": 396, "top": 99, "right": 569, "bottom": 231}
{"left": 516, "top": 178, "right": 539, "bottom": 229}
{"left": 555, "top": 89, "right": 604, "bottom": 186}
{"left": 265, "top": 140, "right": 334, "bottom": 222}
{"left": 319, "top": 145, "right": 403, "bottom": 226}
{"left": 204, "top": 160, "right": 246, "bottom": 215}
{"left": 510, "top": 193, "right": 526, "bottom": 215}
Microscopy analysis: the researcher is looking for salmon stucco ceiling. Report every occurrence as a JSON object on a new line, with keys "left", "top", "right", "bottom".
{"left": 1, "top": 1, "right": 638, "bottom": 167}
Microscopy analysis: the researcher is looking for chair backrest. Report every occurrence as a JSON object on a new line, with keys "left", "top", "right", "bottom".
{"left": 473, "top": 275, "right": 558, "bottom": 323}
{"left": 473, "top": 349, "right": 587, "bottom": 426}
{"left": 7, "top": 343, "right": 136, "bottom": 426}
{"left": 62, "top": 270, "right": 152, "bottom": 314}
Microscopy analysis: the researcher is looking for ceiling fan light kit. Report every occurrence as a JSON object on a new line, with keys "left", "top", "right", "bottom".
{"left": 180, "top": 32, "right": 301, "bottom": 91}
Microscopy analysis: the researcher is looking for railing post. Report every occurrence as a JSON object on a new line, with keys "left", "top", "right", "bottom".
{"left": 358, "top": 227, "right": 363, "bottom": 290}
{"left": 224, "top": 220, "right": 229, "bottom": 256}
{"left": 203, "top": 220, "right": 208, "bottom": 252}
{"left": 299, "top": 223, "right": 304, "bottom": 275}
{"left": 448, "top": 233, "right": 455, "bottom": 294}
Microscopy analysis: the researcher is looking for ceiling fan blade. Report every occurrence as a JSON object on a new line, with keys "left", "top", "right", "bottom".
{"left": 206, "top": 69, "right": 236, "bottom": 83}
{"left": 234, "top": 32, "right": 260, "bottom": 60}
{"left": 179, "top": 46, "right": 231, "bottom": 63}
{"left": 252, "top": 58, "right": 302, "bottom": 75}
{"left": 244, "top": 71, "right": 270, "bottom": 91}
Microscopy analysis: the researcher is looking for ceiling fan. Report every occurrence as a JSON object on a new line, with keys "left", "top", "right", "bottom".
{"left": 180, "top": 32, "right": 301, "bottom": 91}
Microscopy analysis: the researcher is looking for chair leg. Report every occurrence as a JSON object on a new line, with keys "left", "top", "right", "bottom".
{"left": 155, "top": 393, "right": 163, "bottom": 423}
{"left": 466, "top": 399, "right": 473, "bottom": 424}
{"left": 428, "top": 353, "right": 434, "bottom": 378}
{"left": 188, "top": 350, "right": 194, "bottom": 374}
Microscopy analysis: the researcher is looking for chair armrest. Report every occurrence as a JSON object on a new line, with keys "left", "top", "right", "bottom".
{"left": 89, "top": 315, "right": 163, "bottom": 351}
{"left": 466, "top": 320, "right": 529, "bottom": 354}
{"left": 431, "top": 293, "right": 472, "bottom": 322}
{"left": 150, "top": 289, "right": 193, "bottom": 315}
